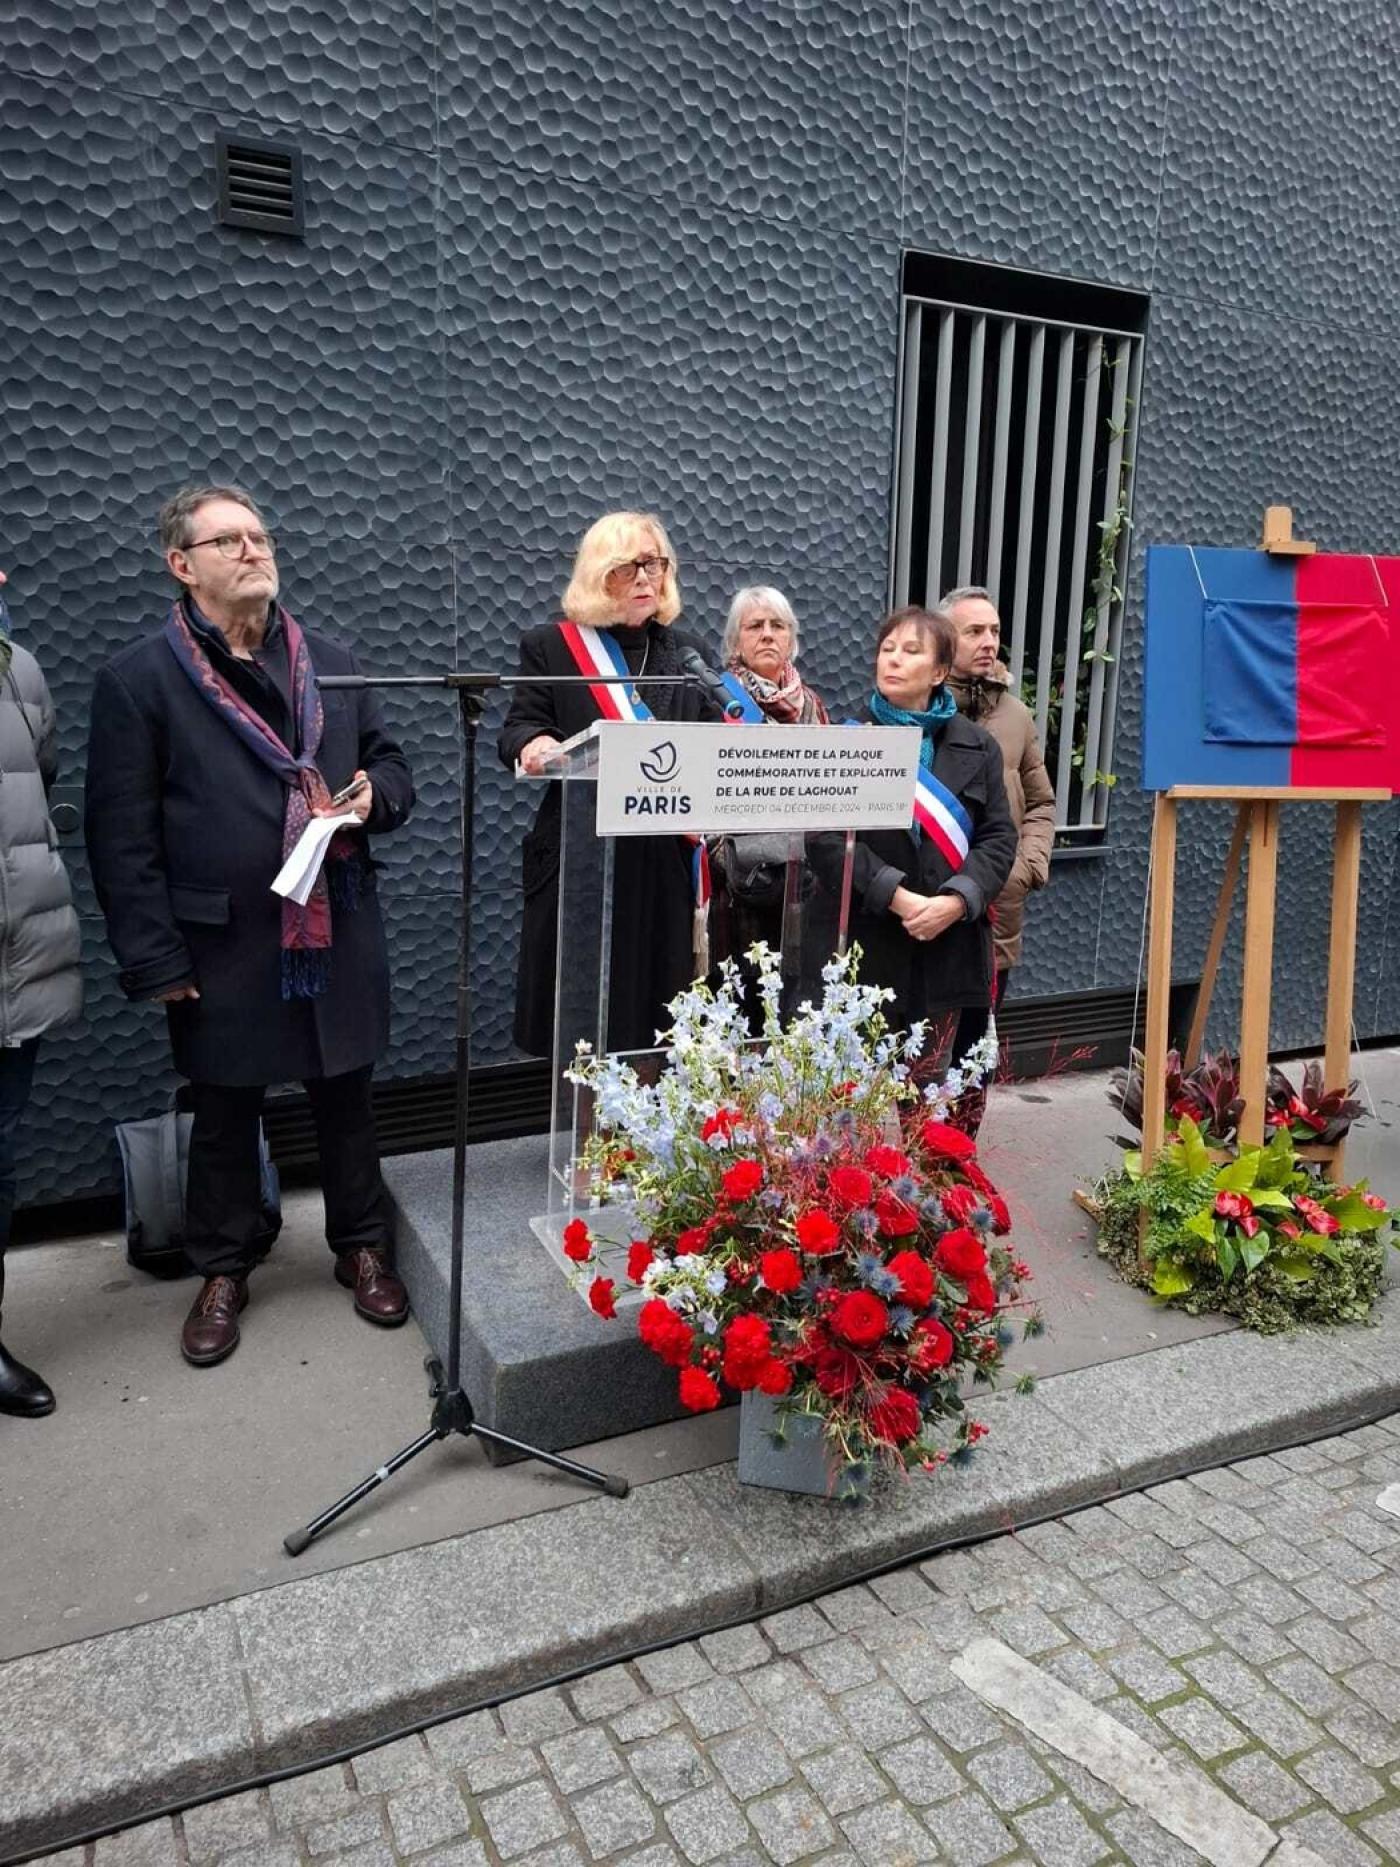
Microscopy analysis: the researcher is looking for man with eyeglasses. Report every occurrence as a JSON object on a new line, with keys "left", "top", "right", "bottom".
{"left": 86, "top": 484, "right": 415, "bottom": 1367}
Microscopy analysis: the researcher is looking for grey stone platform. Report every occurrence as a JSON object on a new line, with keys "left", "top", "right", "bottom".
{"left": 6, "top": 1297, "right": 1400, "bottom": 1861}
{"left": 384, "top": 1138, "right": 688, "bottom": 1453}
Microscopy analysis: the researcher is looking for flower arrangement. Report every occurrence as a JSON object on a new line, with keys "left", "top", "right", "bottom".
{"left": 560, "top": 944, "right": 1038, "bottom": 1491}
{"left": 1097, "top": 1054, "right": 1395, "bottom": 1332}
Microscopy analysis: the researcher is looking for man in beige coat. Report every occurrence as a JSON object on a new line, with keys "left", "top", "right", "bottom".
{"left": 940, "top": 586, "right": 1055, "bottom": 1000}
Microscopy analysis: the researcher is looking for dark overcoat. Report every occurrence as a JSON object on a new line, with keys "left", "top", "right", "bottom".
{"left": 85, "top": 619, "right": 413, "bottom": 1086}
{"left": 497, "top": 619, "right": 719, "bottom": 1057}
{"left": 806, "top": 710, "right": 1017, "bottom": 1020}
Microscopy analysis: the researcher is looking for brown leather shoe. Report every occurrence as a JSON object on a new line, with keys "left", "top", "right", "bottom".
{"left": 334, "top": 1249, "right": 409, "bottom": 1326}
{"left": 181, "top": 1276, "right": 248, "bottom": 1366}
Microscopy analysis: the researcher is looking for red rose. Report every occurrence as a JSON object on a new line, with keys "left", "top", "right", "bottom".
{"left": 869, "top": 1387, "right": 922, "bottom": 1445}
{"left": 985, "top": 1192, "right": 1011, "bottom": 1235}
{"left": 864, "top": 1145, "right": 911, "bottom": 1179}
{"left": 701, "top": 1107, "right": 743, "bottom": 1143}
{"left": 827, "top": 1165, "right": 874, "bottom": 1211}
{"left": 875, "top": 1189, "right": 919, "bottom": 1239}
{"left": 722, "top": 1159, "right": 764, "bottom": 1201}
{"left": 961, "top": 1161, "right": 996, "bottom": 1197}
{"left": 757, "top": 1358, "right": 793, "bottom": 1396}
{"left": 760, "top": 1247, "right": 803, "bottom": 1293}
{"left": 941, "top": 1184, "right": 979, "bottom": 1225}
{"left": 830, "top": 1289, "right": 890, "bottom": 1350}
{"left": 886, "top": 1249, "right": 934, "bottom": 1308}
{"left": 638, "top": 1298, "right": 694, "bottom": 1369}
{"left": 676, "top": 1224, "right": 711, "bottom": 1255}
{"left": 910, "top": 1315, "right": 955, "bottom": 1371}
{"left": 588, "top": 1276, "right": 618, "bottom": 1319}
{"left": 722, "top": 1314, "right": 773, "bottom": 1389}
{"left": 935, "top": 1228, "right": 987, "bottom": 1281}
{"left": 795, "top": 1209, "right": 841, "bottom": 1254}
{"left": 562, "top": 1218, "right": 594, "bottom": 1263}
{"left": 964, "top": 1270, "right": 997, "bottom": 1314}
{"left": 678, "top": 1366, "right": 722, "bottom": 1412}
{"left": 921, "top": 1121, "right": 977, "bottom": 1161}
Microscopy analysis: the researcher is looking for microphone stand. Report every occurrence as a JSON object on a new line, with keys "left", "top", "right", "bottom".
{"left": 282, "top": 669, "right": 696, "bottom": 1555}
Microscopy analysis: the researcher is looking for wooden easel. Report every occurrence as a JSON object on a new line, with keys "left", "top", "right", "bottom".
{"left": 1140, "top": 786, "right": 1384, "bottom": 1180}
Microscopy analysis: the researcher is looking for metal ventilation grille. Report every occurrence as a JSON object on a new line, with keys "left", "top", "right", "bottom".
{"left": 215, "top": 132, "right": 305, "bottom": 237}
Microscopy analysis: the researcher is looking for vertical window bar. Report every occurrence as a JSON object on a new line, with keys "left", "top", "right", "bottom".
{"left": 1008, "top": 322, "right": 1046, "bottom": 689}
{"left": 1078, "top": 336, "right": 1133, "bottom": 826}
{"left": 1093, "top": 333, "right": 1145, "bottom": 827}
{"left": 891, "top": 303, "right": 923, "bottom": 606}
{"left": 956, "top": 314, "right": 986, "bottom": 587}
{"left": 1053, "top": 334, "right": 1105, "bottom": 813}
{"left": 1033, "top": 329, "right": 1076, "bottom": 745}
{"left": 921, "top": 308, "right": 956, "bottom": 608}
{"left": 984, "top": 319, "right": 1016, "bottom": 607}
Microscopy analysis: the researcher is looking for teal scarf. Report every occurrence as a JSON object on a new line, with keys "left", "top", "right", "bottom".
{"left": 870, "top": 684, "right": 956, "bottom": 771}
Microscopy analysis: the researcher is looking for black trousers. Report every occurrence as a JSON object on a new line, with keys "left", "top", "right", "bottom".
{"left": 185, "top": 1065, "right": 392, "bottom": 1279}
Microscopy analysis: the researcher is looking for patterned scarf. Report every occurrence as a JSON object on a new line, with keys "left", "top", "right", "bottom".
{"left": 727, "top": 659, "right": 828, "bottom": 724}
{"left": 164, "top": 600, "right": 358, "bottom": 999}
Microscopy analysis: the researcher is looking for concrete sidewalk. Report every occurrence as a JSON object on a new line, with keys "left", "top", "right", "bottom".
{"left": 2, "top": 1055, "right": 1397, "bottom": 1858}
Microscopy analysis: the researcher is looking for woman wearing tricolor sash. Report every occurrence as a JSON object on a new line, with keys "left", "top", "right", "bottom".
{"left": 807, "top": 606, "right": 1016, "bottom": 1089}
{"left": 498, "top": 511, "right": 720, "bottom": 1058}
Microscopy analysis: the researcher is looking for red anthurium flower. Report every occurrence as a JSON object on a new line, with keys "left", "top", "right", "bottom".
{"left": 1277, "top": 1219, "right": 1301, "bottom": 1240}
{"left": 875, "top": 1189, "right": 919, "bottom": 1239}
{"left": 1213, "top": 1191, "right": 1256, "bottom": 1223}
{"left": 921, "top": 1121, "right": 977, "bottom": 1161}
{"left": 1294, "top": 1195, "right": 1340, "bottom": 1236}
{"left": 886, "top": 1249, "right": 934, "bottom": 1308}
{"left": 759, "top": 1247, "right": 803, "bottom": 1293}
{"left": 1239, "top": 1215, "right": 1261, "bottom": 1238}
{"left": 678, "top": 1366, "right": 722, "bottom": 1411}
{"left": 1363, "top": 1192, "right": 1388, "bottom": 1211}
{"left": 935, "top": 1227, "right": 987, "bottom": 1281}
{"left": 827, "top": 1165, "right": 874, "bottom": 1210}
{"left": 909, "top": 1315, "right": 955, "bottom": 1371}
{"left": 869, "top": 1387, "right": 922, "bottom": 1445}
{"left": 721, "top": 1159, "right": 763, "bottom": 1201}
{"left": 588, "top": 1276, "right": 618, "bottom": 1319}
{"left": 864, "top": 1144, "right": 911, "bottom": 1179}
{"left": 830, "top": 1290, "right": 889, "bottom": 1350}
{"left": 795, "top": 1209, "right": 842, "bottom": 1254}
{"left": 701, "top": 1107, "right": 743, "bottom": 1143}
{"left": 626, "top": 1240, "right": 655, "bottom": 1283}
{"left": 638, "top": 1298, "right": 694, "bottom": 1368}
{"left": 562, "top": 1218, "right": 594, "bottom": 1263}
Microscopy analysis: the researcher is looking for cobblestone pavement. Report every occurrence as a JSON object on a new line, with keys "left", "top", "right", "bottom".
{"left": 34, "top": 1417, "right": 1400, "bottom": 1867}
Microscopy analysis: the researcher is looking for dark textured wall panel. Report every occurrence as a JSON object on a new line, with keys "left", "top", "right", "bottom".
{"left": 9, "top": 0, "right": 1400, "bottom": 1205}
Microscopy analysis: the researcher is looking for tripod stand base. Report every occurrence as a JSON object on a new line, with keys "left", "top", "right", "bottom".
{"left": 282, "top": 1357, "right": 629, "bottom": 1557}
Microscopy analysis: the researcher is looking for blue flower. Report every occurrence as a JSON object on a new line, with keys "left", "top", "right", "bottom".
{"left": 889, "top": 1304, "right": 915, "bottom": 1335}
{"left": 892, "top": 1174, "right": 920, "bottom": 1203}
{"left": 854, "top": 1207, "right": 879, "bottom": 1240}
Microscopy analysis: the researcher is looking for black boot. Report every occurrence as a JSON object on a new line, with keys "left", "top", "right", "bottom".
{"left": 0, "top": 1329, "right": 55, "bottom": 1417}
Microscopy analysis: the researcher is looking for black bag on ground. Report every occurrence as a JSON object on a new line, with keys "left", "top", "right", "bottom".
{"left": 116, "top": 1109, "right": 282, "bottom": 1278}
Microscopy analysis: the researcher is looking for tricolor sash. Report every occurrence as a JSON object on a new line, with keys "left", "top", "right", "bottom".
{"left": 912, "top": 767, "right": 972, "bottom": 872}
{"left": 557, "top": 620, "right": 712, "bottom": 972}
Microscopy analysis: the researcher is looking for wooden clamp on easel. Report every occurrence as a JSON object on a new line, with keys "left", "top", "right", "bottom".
{"left": 1140, "top": 507, "right": 1385, "bottom": 1184}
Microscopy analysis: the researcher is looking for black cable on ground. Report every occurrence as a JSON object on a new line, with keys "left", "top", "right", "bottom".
{"left": 6, "top": 1392, "right": 1397, "bottom": 1867}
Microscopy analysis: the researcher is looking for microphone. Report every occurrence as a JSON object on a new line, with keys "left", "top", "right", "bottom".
{"left": 676, "top": 642, "right": 749, "bottom": 721}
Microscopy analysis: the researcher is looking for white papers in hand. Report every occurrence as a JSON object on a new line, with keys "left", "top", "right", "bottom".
{"left": 272, "top": 814, "right": 361, "bottom": 906}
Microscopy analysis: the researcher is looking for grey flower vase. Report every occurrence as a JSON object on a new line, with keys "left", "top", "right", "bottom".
{"left": 738, "top": 1391, "right": 872, "bottom": 1502}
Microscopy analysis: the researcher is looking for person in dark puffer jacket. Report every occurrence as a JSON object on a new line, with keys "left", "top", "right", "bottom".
{"left": 0, "top": 574, "right": 83, "bottom": 1418}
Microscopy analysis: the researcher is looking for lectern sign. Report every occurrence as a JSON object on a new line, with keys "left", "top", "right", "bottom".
{"left": 593, "top": 722, "right": 922, "bottom": 836}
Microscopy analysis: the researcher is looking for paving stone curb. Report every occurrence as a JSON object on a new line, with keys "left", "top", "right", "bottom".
{"left": 5, "top": 1297, "right": 1399, "bottom": 1862}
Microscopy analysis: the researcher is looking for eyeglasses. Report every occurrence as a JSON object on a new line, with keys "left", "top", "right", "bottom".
{"left": 184, "top": 529, "right": 277, "bottom": 559}
{"left": 606, "top": 555, "right": 671, "bottom": 586}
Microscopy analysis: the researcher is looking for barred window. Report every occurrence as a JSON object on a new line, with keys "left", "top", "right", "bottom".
{"left": 889, "top": 254, "right": 1149, "bottom": 844}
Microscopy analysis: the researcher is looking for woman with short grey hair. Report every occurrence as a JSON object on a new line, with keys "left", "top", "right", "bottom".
{"left": 721, "top": 586, "right": 827, "bottom": 725}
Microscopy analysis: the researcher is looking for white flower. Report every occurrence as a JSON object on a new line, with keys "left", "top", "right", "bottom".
{"left": 704, "top": 1269, "right": 727, "bottom": 1296}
